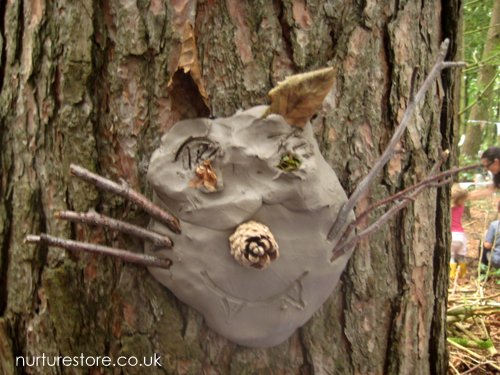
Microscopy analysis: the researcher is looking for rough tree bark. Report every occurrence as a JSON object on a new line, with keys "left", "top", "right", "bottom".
{"left": 0, "top": 0, "right": 460, "bottom": 374}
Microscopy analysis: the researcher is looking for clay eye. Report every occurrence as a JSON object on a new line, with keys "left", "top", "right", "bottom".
{"left": 174, "top": 136, "right": 223, "bottom": 193}
{"left": 174, "top": 136, "right": 221, "bottom": 170}
{"left": 276, "top": 133, "right": 313, "bottom": 174}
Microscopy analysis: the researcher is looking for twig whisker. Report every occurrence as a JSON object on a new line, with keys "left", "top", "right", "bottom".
{"left": 69, "top": 164, "right": 181, "bottom": 234}
{"left": 327, "top": 39, "right": 459, "bottom": 244}
{"left": 56, "top": 210, "right": 173, "bottom": 248}
{"left": 25, "top": 234, "right": 172, "bottom": 269}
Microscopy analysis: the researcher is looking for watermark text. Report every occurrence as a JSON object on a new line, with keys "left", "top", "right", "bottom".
{"left": 16, "top": 353, "right": 162, "bottom": 368}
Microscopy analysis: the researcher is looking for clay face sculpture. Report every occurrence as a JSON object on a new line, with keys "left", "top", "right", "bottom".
{"left": 26, "top": 40, "right": 466, "bottom": 349}
{"left": 145, "top": 104, "right": 353, "bottom": 347}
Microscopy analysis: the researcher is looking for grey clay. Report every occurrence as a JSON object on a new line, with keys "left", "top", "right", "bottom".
{"left": 146, "top": 105, "right": 354, "bottom": 347}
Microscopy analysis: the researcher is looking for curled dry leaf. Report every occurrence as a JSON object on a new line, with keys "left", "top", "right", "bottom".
{"left": 168, "top": 0, "right": 209, "bottom": 106}
{"left": 266, "top": 67, "right": 335, "bottom": 128}
{"left": 189, "top": 160, "right": 218, "bottom": 192}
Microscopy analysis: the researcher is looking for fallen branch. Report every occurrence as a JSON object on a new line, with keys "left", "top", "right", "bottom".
{"left": 448, "top": 336, "right": 492, "bottom": 350}
{"left": 449, "top": 322, "right": 496, "bottom": 355}
{"left": 448, "top": 292, "right": 500, "bottom": 303}
{"left": 447, "top": 304, "right": 500, "bottom": 317}
{"left": 448, "top": 339, "right": 500, "bottom": 371}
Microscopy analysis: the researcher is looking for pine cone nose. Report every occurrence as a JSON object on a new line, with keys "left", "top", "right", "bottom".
{"left": 229, "top": 221, "right": 279, "bottom": 269}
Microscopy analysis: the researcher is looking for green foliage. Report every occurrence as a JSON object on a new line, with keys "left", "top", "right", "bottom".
{"left": 458, "top": 153, "right": 482, "bottom": 181}
{"left": 479, "top": 264, "right": 500, "bottom": 282}
{"left": 448, "top": 337, "right": 494, "bottom": 349}
{"left": 464, "top": 0, "right": 495, "bottom": 64}
{"left": 460, "top": 0, "right": 500, "bottom": 153}
{"left": 463, "top": 0, "right": 499, "bottom": 102}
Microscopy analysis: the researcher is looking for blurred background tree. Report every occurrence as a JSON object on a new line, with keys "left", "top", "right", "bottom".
{"left": 459, "top": 0, "right": 500, "bottom": 166}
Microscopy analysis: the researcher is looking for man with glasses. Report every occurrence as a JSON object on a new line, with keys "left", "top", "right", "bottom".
{"left": 469, "top": 146, "right": 500, "bottom": 199}
{"left": 480, "top": 146, "right": 500, "bottom": 184}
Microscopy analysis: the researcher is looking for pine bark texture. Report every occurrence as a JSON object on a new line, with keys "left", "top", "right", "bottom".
{"left": 0, "top": 1, "right": 460, "bottom": 374}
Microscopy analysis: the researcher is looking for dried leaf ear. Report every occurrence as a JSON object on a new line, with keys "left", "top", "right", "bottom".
{"left": 266, "top": 67, "right": 335, "bottom": 128}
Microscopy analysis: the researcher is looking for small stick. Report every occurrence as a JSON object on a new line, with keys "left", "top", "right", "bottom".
{"left": 448, "top": 292, "right": 500, "bottom": 302}
{"left": 25, "top": 234, "right": 172, "bottom": 269}
{"left": 331, "top": 195, "right": 419, "bottom": 261}
{"left": 447, "top": 339, "right": 500, "bottom": 371}
{"left": 447, "top": 304, "right": 500, "bottom": 316}
{"left": 346, "top": 163, "right": 478, "bottom": 237}
{"left": 442, "top": 62, "right": 467, "bottom": 69}
{"left": 460, "top": 363, "right": 484, "bottom": 375}
{"left": 331, "top": 181, "right": 443, "bottom": 258}
{"left": 448, "top": 362, "right": 460, "bottom": 375}
{"left": 330, "top": 163, "right": 479, "bottom": 260}
{"left": 69, "top": 164, "right": 181, "bottom": 234}
{"left": 56, "top": 210, "right": 173, "bottom": 248}
{"left": 327, "top": 38, "right": 466, "bottom": 244}
{"left": 336, "top": 151, "right": 449, "bottom": 243}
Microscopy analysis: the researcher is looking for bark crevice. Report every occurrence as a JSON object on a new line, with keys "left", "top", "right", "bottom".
{"left": 274, "top": 0, "right": 295, "bottom": 71}
{"left": 0, "top": 175, "right": 12, "bottom": 317}
{"left": 0, "top": 0, "right": 7, "bottom": 93}
{"left": 169, "top": 69, "right": 210, "bottom": 119}
{"left": 14, "top": 0, "right": 24, "bottom": 64}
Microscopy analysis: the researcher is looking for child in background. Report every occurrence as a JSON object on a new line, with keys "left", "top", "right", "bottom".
{"left": 450, "top": 185, "right": 469, "bottom": 280}
{"left": 483, "top": 201, "right": 500, "bottom": 268}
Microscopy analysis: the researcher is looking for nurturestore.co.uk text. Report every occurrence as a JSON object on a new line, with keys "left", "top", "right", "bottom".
{"left": 16, "top": 353, "right": 162, "bottom": 368}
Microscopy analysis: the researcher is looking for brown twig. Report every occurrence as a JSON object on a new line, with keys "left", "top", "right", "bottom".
{"left": 449, "top": 362, "right": 460, "bottom": 375}
{"left": 56, "top": 210, "right": 173, "bottom": 248}
{"left": 333, "top": 151, "right": 452, "bottom": 246}
{"left": 448, "top": 292, "right": 500, "bottom": 303}
{"left": 352, "top": 151, "right": 449, "bottom": 221}
{"left": 447, "top": 339, "right": 500, "bottom": 371}
{"left": 447, "top": 304, "right": 500, "bottom": 317}
{"left": 331, "top": 163, "right": 479, "bottom": 260}
{"left": 69, "top": 164, "right": 181, "bottom": 234}
{"left": 25, "top": 234, "right": 172, "bottom": 269}
{"left": 327, "top": 38, "right": 466, "bottom": 245}
{"left": 460, "top": 363, "right": 484, "bottom": 375}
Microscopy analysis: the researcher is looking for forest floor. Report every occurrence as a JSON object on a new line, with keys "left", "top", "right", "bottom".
{"left": 447, "top": 198, "right": 500, "bottom": 374}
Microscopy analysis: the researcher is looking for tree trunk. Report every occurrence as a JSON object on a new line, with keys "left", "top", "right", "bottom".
{"left": 0, "top": 1, "right": 460, "bottom": 374}
{"left": 461, "top": 0, "right": 500, "bottom": 157}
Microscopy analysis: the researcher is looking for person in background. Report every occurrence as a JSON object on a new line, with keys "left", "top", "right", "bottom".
{"left": 469, "top": 146, "right": 500, "bottom": 199}
{"left": 450, "top": 185, "right": 469, "bottom": 280}
{"left": 481, "top": 146, "right": 500, "bottom": 184}
{"left": 483, "top": 200, "right": 500, "bottom": 268}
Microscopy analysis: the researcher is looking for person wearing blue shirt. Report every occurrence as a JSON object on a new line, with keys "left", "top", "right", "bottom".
{"left": 483, "top": 201, "right": 500, "bottom": 268}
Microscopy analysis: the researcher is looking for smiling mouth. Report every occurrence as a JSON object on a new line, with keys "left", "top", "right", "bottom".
{"left": 201, "top": 270, "right": 309, "bottom": 320}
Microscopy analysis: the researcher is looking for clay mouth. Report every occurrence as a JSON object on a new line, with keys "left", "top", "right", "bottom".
{"left": 201, "top": 270, "right": 309, "bottom": 319}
